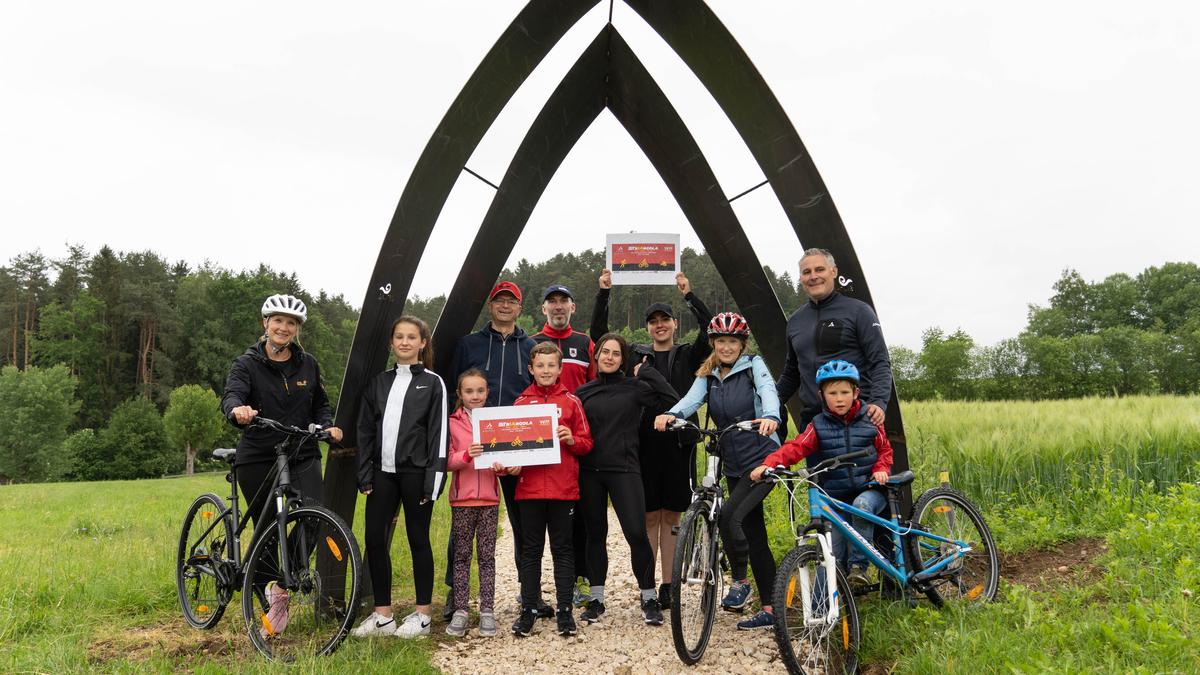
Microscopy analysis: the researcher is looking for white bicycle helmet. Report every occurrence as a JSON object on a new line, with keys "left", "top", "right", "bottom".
{"left": 261, "top": 294, "right": 307, "bottom": 323}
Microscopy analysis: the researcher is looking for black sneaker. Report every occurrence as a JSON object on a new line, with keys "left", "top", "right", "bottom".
{"left": 641, "top": 597, "right": 664, "bottom": 626}
{"left": 556, "top": 608, "right": 577, "bottom": 636}
{"left": 535, "top": 600, "right": 555, "bottom": 619}
{"left": 441, "top": 588, "right": 455, "bottom": 622}
{"left": 580, "top": 599, "right": 605, "bottom": 624}
{"left": 658, "top": 583, "right": 672, "bottom": 611}
{"left": 511, "top": 608, "right": 536, "bottom": 637}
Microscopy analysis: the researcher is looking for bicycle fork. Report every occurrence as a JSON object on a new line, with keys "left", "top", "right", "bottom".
{"left": 795, "top": 531, "right": 842, "bottom": 627}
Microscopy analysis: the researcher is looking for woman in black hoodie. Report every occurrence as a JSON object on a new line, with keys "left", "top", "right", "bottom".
{"left": 221, "top": 294, "right": 343, "bottom": 522}
{"left": 353, "top": 315, "right": 448, "bottom": 639}
{"left": 574, "top": 333, "right": 676, "bottom": 627}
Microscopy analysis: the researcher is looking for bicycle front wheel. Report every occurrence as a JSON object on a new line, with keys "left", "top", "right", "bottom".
{"left": 773, "top": 545, "right": 859, "bottom": 675}
{"left": 177, "top": 492, "right": 234, "bottom": 629}
{"left": 670, "top": 500, "right": 719, "bottom": 665}
{"left": 909, "top": 486, "right": 999, "bottom": 606}
{"left": 241, "top": 505, "right": 362, "bottom": 660}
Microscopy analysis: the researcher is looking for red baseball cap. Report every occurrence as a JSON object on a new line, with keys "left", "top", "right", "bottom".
{"left": 488, "top": 281, "right": 522, "bottom": 302}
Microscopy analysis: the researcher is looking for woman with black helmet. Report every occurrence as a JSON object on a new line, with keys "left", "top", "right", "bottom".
{"left": 653, "top": 312, "right": 782, "bottom": 631}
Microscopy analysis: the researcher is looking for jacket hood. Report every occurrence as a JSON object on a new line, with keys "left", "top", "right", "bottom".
{"left": 247, "top": 339, "right": 305, "bottom": 364}
{"left": 481, "top": 322, "right": 530, "bottom": 340}
{"left": 707, "top": 353, "right": 754, "bottom": 378}
{"left": 524, "top": 381, "right": 569, "bottom": 399}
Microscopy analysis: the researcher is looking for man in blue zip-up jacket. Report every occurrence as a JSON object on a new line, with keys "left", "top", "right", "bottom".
{"left": 448, "top": 281, "right": 537, "bottom": 408}
{"left": 775, "top": 248, "right": 893, "bottom": 431}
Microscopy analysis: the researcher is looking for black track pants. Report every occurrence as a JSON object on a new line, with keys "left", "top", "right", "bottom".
{"left": 518, "top": 499, "right": 575, "bottom": 609}
{"left": 579, "top": 470, "right": 656, "bottom": 590}
{"left": 365, "top": 471, "right": 434, "bottom": 607}
{"left": 721, "top": 472, "right": 777, "bottom": 602}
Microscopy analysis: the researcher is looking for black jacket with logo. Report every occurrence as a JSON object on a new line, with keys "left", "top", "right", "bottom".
{"left": 355, "top": 364, "right": 448, "bottom": 501}
{"left": 220, "top": 340, "right": 334, "bottom": 465}
{"left": 775, "top": 292, "right": 893, "bottom": 415}
{"left": 575, "top": 368, "right": 677, "bottom": 473}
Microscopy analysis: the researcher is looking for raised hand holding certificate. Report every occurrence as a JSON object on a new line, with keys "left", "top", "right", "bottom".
{"left": 606, "top": 232, "right": 681, "bottom": 285}
{"left": 471, "top": 404, "right": 561, "bottom": 469}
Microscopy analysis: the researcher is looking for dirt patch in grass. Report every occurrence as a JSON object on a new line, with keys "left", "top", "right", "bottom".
{"left": 87, "top": 622, "right": 248, "bottom": 665}
{"left": 1000, "top": 537, "right": 1106, "bottom": 591}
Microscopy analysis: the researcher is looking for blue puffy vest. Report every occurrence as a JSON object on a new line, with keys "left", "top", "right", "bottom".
{"left": 706, "top": 366, "right": 779, "bottom": 477}
{"left": 807, "top": 405, "right": 877, "bottom": 498}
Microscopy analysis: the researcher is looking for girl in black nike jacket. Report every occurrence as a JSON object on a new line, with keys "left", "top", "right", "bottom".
{"left": 353, "top": 315, "right": 449, "bottom": 639}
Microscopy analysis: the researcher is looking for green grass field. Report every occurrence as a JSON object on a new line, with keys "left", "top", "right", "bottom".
{"left": 1, "top": 395, "right": 1198, "bottom": 672}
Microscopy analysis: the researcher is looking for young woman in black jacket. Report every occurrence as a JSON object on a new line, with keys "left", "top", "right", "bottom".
{"left": 574, "top": 333, "right": 677, "bottom": 627}
{"left": 352, "top": 315, "right": 448, "bottom": 640}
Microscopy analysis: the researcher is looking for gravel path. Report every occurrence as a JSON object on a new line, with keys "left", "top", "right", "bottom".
{"left": 432, "top": 507, "right": 783, "bottom": 674}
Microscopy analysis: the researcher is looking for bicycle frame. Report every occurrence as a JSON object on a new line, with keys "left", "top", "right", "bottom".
{"left": 786, "top": 480, "right": 974, "bottom": 589}
{"left": 184, "top": 436, "right": 307, "bottom": 590}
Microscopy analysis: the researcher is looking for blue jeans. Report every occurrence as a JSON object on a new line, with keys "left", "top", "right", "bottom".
{"left": 830, "top": 489, "right": 887, "bottom": 569}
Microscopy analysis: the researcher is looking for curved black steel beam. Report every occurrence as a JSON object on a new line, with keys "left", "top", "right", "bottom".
{"left": 431, "top": 27, "right": 787, "bottom": 375}
{"left": 625, "top": 0, "right": 908, "bottom": 464}
{"left": 332, "top": 0, "right": 600, "bottom": 452}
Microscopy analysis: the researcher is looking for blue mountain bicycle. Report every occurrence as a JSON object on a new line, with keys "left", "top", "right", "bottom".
{"left": 762, "top": 449, "right": 999, "bottom": 675}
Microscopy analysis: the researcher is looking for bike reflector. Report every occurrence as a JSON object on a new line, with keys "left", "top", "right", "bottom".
{"left": 966, "top": 584, "right": 984, "bottom": 600}
{"left": 842, "top": 616, "right": 850, "bottom": 649}
{"left": 198, "top": 605, "right": 209, "bottom": 613}
{"left": 261, "top": 612, "right": 274, "bottom": 636}
{"left": 201, "top": 511, "right": 213, "bottom": 520}
{"left": 326, "top": 536, "right": 343, "bottom": 562}
{"left": 932, "top": 505, "right": 952, "bottom": 514}
{"left": 786, "top": 577, "right": 796, "bottom": 608}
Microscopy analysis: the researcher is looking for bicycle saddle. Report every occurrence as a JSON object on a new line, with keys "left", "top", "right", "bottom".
{"left": 884, "top": 470, "right": 914, "bottom": 487}
{"left": 213, "top": 448, "right": 236, "bottom": 462}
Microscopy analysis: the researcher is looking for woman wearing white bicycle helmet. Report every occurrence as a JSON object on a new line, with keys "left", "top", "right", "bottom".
{"left": 219, "top": 293, "right": 343, "bottom": 636}
{"left": 653, "top": 311, "right": 782, "bottom": 631}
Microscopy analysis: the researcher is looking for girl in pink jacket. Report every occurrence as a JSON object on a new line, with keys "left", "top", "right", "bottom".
{"left": 444, "top": 369, "right": 502, "bottom": 638}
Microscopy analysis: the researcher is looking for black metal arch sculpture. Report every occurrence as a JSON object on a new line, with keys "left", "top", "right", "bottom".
{"left": 324, "top": 0, "right": 909, "bottom": 532}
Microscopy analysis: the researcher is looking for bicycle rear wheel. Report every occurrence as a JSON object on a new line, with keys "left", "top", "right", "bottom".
{"left": 909, "top": 486, "right": 999, "bottom": 606}
{"left": 242, "top": 505, "right": 362, "bottom": 659}
{"left": 670, "top": 500, "right": 719, "bottom": 665}
{"left": 772, "top": 545, "right": 859, "bottom": 675}
{"left": 177, "top": 492, "right": 234, "bottom": 629}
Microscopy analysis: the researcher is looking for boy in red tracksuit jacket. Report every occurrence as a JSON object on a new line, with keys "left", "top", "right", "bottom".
{"left": 503, "top": 341, "right": 593, "bottom": 638}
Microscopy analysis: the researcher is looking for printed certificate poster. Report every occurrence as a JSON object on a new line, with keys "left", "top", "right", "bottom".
{"left": 471, "top": 404, "right": 560, "bottom": 469}
{"left": 606, "top": 233, "right": 681, "bottom": 285}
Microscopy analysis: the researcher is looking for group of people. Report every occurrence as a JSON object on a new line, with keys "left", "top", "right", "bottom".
{"left": 218, "top": 246, "right": 897, "bottom": 642}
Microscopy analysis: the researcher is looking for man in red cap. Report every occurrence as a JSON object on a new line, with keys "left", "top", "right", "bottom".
{"left": 445, "top": 281, "right": 547, "bottom": 619}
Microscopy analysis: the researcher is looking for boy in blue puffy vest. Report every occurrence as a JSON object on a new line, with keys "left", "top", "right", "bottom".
{"left": 750, "top": 359, "right": 893, "bottom": 585}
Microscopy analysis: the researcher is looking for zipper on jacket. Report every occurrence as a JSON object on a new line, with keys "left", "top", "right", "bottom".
{"left": 499, "top": 334, "right": 507, "bottom": 401}
{"left": 281, "top": 372, "right": 290, "bottom": 395}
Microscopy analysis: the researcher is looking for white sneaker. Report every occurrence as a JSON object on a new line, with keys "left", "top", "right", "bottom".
{"left": 394, "top": 611, "right": 432, "bottom": 638}
{"left": 351, "top": 611, "right": 397, "bottom": 637}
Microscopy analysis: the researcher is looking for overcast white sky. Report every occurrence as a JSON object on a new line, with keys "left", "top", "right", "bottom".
{"left": 3, "top": 1, "right": 1198, "bottom": 348}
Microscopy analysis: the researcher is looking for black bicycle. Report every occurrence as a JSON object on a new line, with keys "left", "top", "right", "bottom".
{"left": 175, "top": 417, "right": 362, "bottom": 660}
{"left": 666, "top": 418, "right": 760, "bottom": 666}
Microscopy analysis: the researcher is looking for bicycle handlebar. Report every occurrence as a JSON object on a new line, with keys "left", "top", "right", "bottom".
{"left": 667, "top": 418, "right": 758, "bottom": 434}
{"left": 762, "top": 448, "right": 874, "bottom": 482}
{"left": 250, "top": 416, "right": 332, "bottom": 442}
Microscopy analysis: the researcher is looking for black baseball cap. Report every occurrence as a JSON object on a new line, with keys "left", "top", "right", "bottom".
{"left": 542, "top": 284, "right": 573, "bottom": 301}
{"left": 644, "top": 302, "right": 676, "bottom": 323}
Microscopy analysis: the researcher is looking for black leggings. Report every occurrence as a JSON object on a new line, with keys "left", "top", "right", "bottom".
{"left": 365, "top": 471, "right": 434, "bottom": 607}
{"left": 579, "top": 470, "right": 656, "bottom": 590}
{"left": 236, "top": 456, "right": 324, "bottom": 528}
{"left": 236, "top": 457, "right": 324, "bottom": 589}
{"left": 518, "top": 499, "right": 575, "bottom": 610}
{"left": 721, "top": 472, "right": 777, "bottom": 603}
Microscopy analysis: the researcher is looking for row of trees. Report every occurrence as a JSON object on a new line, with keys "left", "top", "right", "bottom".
{"left": 2, "top": 242, "right": 1196, "bottom": 483}
{"left": 895, "top": 263, "right": 1200, "bottom": 400}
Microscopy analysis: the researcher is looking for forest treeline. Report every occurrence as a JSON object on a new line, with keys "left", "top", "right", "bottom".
{"left": 1, "top": 243, "right": 1197, "bottom": 483}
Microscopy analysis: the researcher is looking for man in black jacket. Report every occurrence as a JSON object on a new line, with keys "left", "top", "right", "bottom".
{"left": 590, "top": 269, "right": 714, "bottom": 603}
{"left": 775, "top": 248, "right": 893, "bottom": 431}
